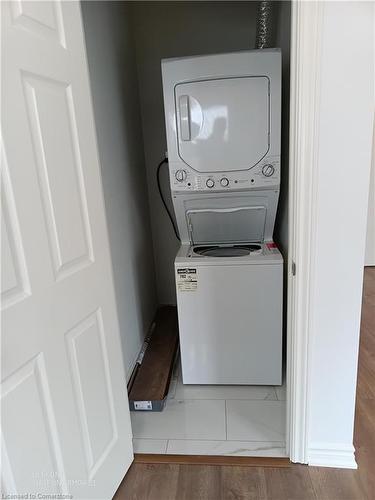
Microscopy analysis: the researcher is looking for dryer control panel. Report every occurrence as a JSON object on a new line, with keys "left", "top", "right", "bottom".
{"left": 170, "top": 156, "right": 280, "bottom": 193}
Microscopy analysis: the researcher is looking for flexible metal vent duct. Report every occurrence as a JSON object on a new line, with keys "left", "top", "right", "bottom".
{"left": 255, "top": 1, "right": 275, "bottom": 49}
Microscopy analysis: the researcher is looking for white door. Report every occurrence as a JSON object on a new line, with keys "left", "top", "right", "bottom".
{"left": 1, "top": 1, "right": 133, "bottom": 498}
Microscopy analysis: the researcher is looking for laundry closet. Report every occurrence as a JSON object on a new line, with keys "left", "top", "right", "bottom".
{"left": 81, "top": 0, "right": 291, "bottom": 458}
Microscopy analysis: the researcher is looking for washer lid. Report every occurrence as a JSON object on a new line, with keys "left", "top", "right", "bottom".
{"left": 187, "top": 206, "right": 266, "bottom": 244}
{"left": 175, "top": 76, "right": 270, "bottom": 173}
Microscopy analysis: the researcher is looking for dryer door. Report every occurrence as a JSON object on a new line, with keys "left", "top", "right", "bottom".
{"left": 175, "top": 77, "right": 269, "bottom": 173}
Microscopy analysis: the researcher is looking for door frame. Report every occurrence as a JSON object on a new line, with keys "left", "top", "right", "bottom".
{"left": 365, "top": 122, "right": 375, "bottom": 266}
{"left": 286, "top": 0, "right": 324, "bottom": 464}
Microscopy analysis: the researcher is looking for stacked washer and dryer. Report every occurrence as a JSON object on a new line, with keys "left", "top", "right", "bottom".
{"left": 162, "top": 49, "right": 283, "bottom": 386}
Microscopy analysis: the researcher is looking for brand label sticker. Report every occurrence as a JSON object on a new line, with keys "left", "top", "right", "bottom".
{"left": 177, "top": 268, "right": 197, "bottom": 292}
{"left": 134, "top": 401, "right": 152, "bottom": 410}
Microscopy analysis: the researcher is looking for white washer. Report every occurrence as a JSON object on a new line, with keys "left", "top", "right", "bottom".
{"left": 175, "top": 243, "right": 283, "bottom": 385}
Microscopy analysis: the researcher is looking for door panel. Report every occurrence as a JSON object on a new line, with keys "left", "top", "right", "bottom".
{"left": 1, "top": 354, "right": 69, "bottom": 494}
{"left": 65, "top": 309, "right": 118, "bottom": 480}
{"left": 1, "top": 2, "right": 133, "bottom": 498}
{"left": 9, "top": 0, "right": 66, "bottom": 47}
{"left": 1, "top": 152, "right": 31, "bottom": 309}
{"left": 175, "top": 77, "right": 269, "bottom": 173}
{"left": 22, "top": 72, "right": 94, "bottom": 279}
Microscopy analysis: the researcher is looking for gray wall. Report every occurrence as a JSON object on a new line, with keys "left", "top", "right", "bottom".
{"left": 132, "top": 1, "right": 291, "bottom": 305}
{"left": 274, "top": 1, "right": 291, "bottom": 257}
{"left": 274, "top": 2, "right": 291, "bottom": 340}
{"left": 81, "top": 1, "right": 157, "bottom": 379}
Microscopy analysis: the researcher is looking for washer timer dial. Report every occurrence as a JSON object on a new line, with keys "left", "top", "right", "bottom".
{"left": 220, "top": 177, "right": 229, "bottom": 187}
{"left": 206, "top": 178, "right": 215, "bottom": 188}
{"left": 262, "top": 164, "right": 275, "bottom": 177}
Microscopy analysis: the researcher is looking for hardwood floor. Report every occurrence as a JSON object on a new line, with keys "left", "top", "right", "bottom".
{"left": 114, "top": 268, "right": 375, "bottom": 500}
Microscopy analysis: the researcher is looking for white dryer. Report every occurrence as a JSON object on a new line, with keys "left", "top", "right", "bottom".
{"left": 175, "top": 243, "right": 283, "bottom": 385}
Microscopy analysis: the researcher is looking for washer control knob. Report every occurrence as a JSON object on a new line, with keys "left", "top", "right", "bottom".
{"left": 206, "top": 178, "right": 215, "bottom": 188}
{"left": 262, "top": 164, "right": 275, "bottom": 177}
{"left": 175, "top": 169, "right": 187, "bottom": 182}
{"left": 220, "top": 177, "right": 229, "bottom": 187}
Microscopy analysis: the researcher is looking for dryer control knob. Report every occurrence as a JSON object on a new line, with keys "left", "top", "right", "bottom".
{"left": 220, "top": 177, "right": 229, "bottom": 187}
{"left": 206, "top": 178, "right": 215, "bottom": 188}
{"left": 262, "top": 164, "right": 275, "bottom": 177}
{"left": 175, "top": 169, "right": 187, "bottom": 182}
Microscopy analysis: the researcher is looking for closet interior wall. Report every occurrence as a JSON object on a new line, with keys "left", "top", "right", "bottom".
{"left": 131, "top": 1, "right": 291, "bottom": 305}
{"left": 81, "top": 0, "right": 291, "bottom": 379}
{"left": 81, "top": 1, "right": 157, "bottom": 380}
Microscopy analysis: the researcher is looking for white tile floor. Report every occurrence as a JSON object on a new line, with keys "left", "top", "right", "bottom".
{"left": 131, "top": 359, "right": 287, "bottom": 457}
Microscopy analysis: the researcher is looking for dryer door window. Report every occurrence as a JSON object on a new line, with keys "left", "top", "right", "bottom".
{"left": 175, "top": 76, "right": 269, "bottom": 173}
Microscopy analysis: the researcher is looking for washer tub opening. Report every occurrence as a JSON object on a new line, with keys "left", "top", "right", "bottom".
{"left": 193, "top": 244, "right": 262, "bottom": 257}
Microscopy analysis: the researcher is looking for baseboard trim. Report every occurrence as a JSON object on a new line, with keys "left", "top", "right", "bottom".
{"left": 134, "top": 453, "right": 292, "bottom": 467}
{"left": 307, "top": 443, "right": 357, "bottom": 469}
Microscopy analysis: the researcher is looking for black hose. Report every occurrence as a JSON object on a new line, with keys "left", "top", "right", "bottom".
{"left": 156, "top": 158, "right": 180, "bottom": 241}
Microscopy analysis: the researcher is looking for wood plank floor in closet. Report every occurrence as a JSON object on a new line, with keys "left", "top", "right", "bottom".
{"left": 114, "top": 267, "right": 375, "bottom": 500}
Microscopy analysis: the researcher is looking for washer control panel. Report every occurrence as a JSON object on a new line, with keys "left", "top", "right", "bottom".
{"left": 170, "top": 157, "right": 280, "bottom": 192}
